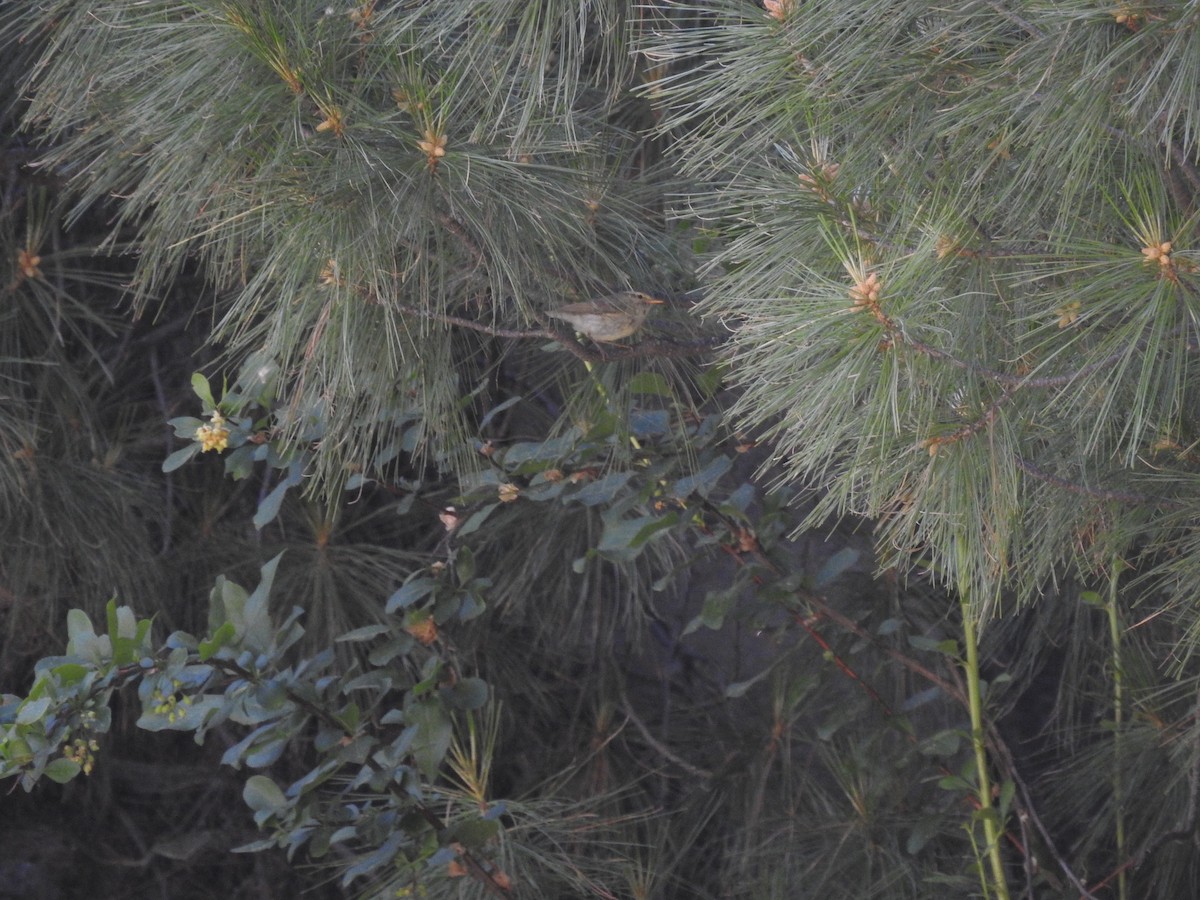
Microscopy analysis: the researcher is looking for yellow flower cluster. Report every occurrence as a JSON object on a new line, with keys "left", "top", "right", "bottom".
{"left": 151, "top": 680, "right": 193, "bottom": 724}
{"left": 61, "top": 707, "right": 101, "bottom": 775}
{"left": 63, "top": 736, "right": 100, "bottom": 775}
{"left": 195, "top": 412, "right": 230, "bottom": 453}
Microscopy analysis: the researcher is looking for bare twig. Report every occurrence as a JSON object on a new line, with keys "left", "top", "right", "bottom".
{"left": 618, "top": 700, "right": 713, "bottom": 780}
{"left": 393, "top": 301, "right": 722, "bottom": 362}
{"left": 395, "top": 302, "right": 555, "bottom": 341}
{"left": 984, "top": 725, "right": 1101, "bottom": 899}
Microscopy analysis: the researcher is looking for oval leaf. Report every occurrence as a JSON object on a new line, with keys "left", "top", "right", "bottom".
{"left": 243, "top": 774, "right": 287, "bottom": 813}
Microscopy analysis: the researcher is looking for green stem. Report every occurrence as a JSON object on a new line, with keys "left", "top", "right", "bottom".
{"left": 961, "top": 596, "right": 1011, "bottom": 900}
{"left": 1106, "top": 569, "right": 1128, "bottom": 900}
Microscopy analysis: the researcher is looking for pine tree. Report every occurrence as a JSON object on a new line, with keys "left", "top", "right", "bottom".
{"left": 3, "top": 2, "right": 1200, "bottom": 898}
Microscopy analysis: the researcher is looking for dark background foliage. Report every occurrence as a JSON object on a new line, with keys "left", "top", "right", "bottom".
{"left": 3, "top": 3, "right": 1200, "bottom": 899}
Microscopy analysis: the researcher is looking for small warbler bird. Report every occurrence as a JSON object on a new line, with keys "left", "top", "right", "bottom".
{"left": 546, "top": 291, "right": 664, "bottom": 343}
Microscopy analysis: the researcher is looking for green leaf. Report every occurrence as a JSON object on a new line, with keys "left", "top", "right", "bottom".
{"left": 919, "top": 729, "right": 962, "bottom": 757}
{"left": 222, "top": 722, "right": 278, "bottom": 768}
{"left": 16, "top": 697, "right": 50, "bottom": 725}
{"left": 253, "top": 463, "right": 304, "bottom": 530}
{"left": 813, "top": 547, "right": 860, "bottom": 589}
{"left": 456, "top": 545, "right": 475, "bottom": 583}
{"left": 684, "top": 587, "right": 737, "bottom": 634}
{"left": 570, "top": 471, "right": 634, "bottom": 506}
{"left": 386, "top": 578, "right": 435, "bottom": 614}
{"left": 198, "top": 621, "right": 237, "bottom": 661}
{"left": 935, "top": 639, "right": 960, "bottom": 657}
{"left": 908, "top": 634, "right": 956, "bottom": 655}
{"left": 209, "top": 576, "right": 248, "bottom": 634}
{"left": 900, "top": 686, "right": 942, "bottom": 712}
{"left": 628, "top": 372, "right": 672, "bottom": 396}
{"left": 905, "top": 815, "right": 943, "bottom": 855}
{"left": 630, "top": 512, "right": 680, "bottom": 548}
{"left": 245, "top": 734, "right": 289, "bottom": 769}
{"left": 446, "top": 817, "right": 500, "bottom": 849}
{"left": 66, "top": 609, "right": 94, "bottom": 645}
{"left": 162, "top": 443, "right": 201, "bottom": 473}
{"left": 937, "top": 774, "right": 974, "bottom": 793}
{"left": 243, "top": 775, "right": 287, "bottom": 813}
{"left": 224, "top": 444, "right": 258, "bottom": 480}
{"left": 240, "top": 554, "right": 283, "bottom": 651}
{"left": 230, "top": 838, "right": 279, "bottom": 854}
{"left": 339, "top": 702, "right": 360, "bottom": 732}
{"left": 457, "top": 503, "right": 498, "bottom": 536}
{"left": 406, "top": 700, "right": 452, "bottom": 778}
{"left": 43, "top": 757, "right": 82, "bottom": 784}
{"left": 598, "top": 513, "right": 672, "bottom": 558}
{"left": 107, "top": 602, "right": 145, "bottom": 665}
{"left": 671, "top": 454, "right": 732, "bottom": 500}
{"left": 630, "top": 410, "right": 670, "bottom": 436}
{"left": 191, "top": 372, "right": 217, "bottom": 409}
{"left": 696, "top": 364, "right": 725, "bottom": 398}
{"left": 876, "top": 618, "right": 901, "bottom": 636}
{"left": 998, "top": 779, "right": 1016, "bottom": 818}
{"left": 724, "top": 666, "right": 772, "bottom": 699}
{"left": 441, "top": 677, "right": 489, "bottom": 710}
{"left": 478, "top": 394, "right": 522, "bottom": 430}
{"left": 341, "top": 833, "right": 403, "bottom": 887}
{"left": 368, "top": 636, "right": 414, "bottom": 666}
{"left": 48, "top": 663, "right": 90, "bottom": 686}
{"left": 336, "top": 624, "right": 391, "bottom": 643}
{"left": 167, "top": 416, "right": 205, "bottom": 438}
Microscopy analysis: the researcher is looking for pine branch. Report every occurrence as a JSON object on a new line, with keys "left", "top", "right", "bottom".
{"left": 1013, "top": 456, "right": 1182, "bottom": 508}
{"left": 924, "top": 386, "right": 1017, "bottom": 455}
{"left": 901, "top": 335, "right": 1129, "bottom": 390}
{"left": 1166, "top": 139, "right": 1200, "bottom": 197}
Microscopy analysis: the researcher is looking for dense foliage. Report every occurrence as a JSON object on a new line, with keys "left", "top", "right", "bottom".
{"left": 3, "top": 2, "right": 1200, "bottom": 898}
